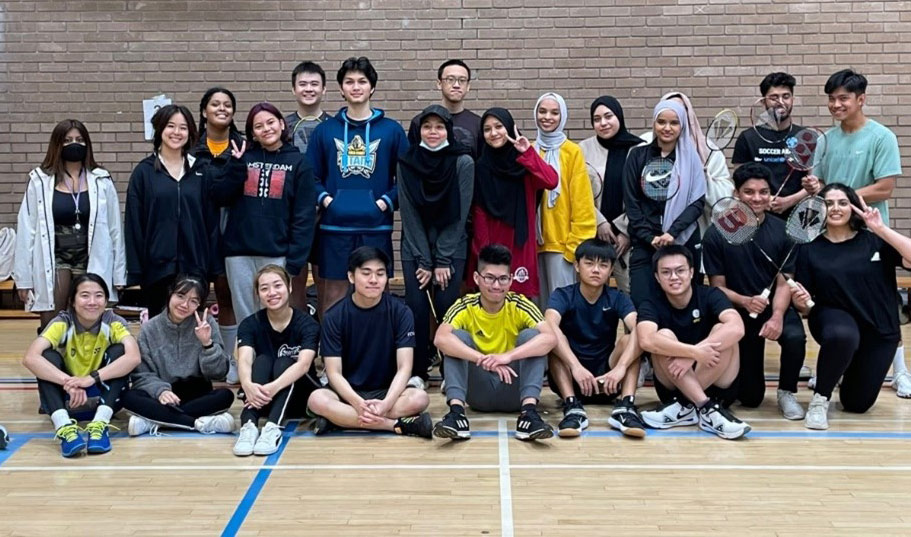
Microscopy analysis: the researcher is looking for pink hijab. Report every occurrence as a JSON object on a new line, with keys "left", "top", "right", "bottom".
{"left": 660, "top": 91, "right": 710, "bottom": 166}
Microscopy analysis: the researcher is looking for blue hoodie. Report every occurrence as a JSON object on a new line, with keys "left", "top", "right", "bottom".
{"left": 306, "top": 107, "right": 408, "bottom": 235}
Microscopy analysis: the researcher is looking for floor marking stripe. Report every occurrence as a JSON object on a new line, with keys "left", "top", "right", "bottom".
{"left": 498, "top": 418, "right": 514, "bottom": 537}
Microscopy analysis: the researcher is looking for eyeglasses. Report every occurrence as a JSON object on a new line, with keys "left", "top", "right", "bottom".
{"left": 175, "top": 293, "right": 201, "bottom": 308}
{"left": 441, "top": 76, "right": 469, "bottom": 86}
{"left": 478, "top": 272, "right": 512, "bottom": 286}
{"left": 657, "top": 267, "right": 690, "bottom": 280}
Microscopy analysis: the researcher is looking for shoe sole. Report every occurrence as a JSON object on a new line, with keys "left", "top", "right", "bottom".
{"left": 86, "top": 445, "right": 111, "bottom": 454}
{"left": 253, "top": 445, "right": 280, "bottom": 456}
{"left": 805, "top": 421, "right": 828, "bottom": 430}
{"left": 61, "top": 443, "right": 87, "bottom": 457}
{"left": 233, "top": 449, "right": 254, "bottom": 457}
{"left": 557, "top": 417, "right": 589, "bottom": 438}
{"left": 641, "top": 415, "right": 698, "bottom": 429}
{"left": 780, "top": 409, "right": 806, "bottom": 420}
{"left": 699, "top": 422, "right": 751, "bottom": 440}
{"left": 607, "top": 417, "right": 647, "bottom": 438}
{"left": 515, "top": 427, "right": 554, "bottom": 441}
{"left": 432, "top": 425, "right": 470, "bottom": 440}
{"left": 892, "top": 382, "right": 911, "bottom": 398}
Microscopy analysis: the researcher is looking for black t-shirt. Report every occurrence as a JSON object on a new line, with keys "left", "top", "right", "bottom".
{"left": 637, "top": 285, "right": 734, "bottom": 345}
{"left": 237, "top": 308, "right": 320, "bottom": 378}
{"left": 702, "top": 215, "right": 794, "bottom": 299}
{"left": 796, "top": 230, "right": 905, "bottom": 339}
{"left": 732, "top": 125, "right": 807, "bottom": 199}
{"left": 547, "top": 283, "right": 635, "bottom": 364}
{"left": 408, "top": 108, "right": 481, "bottom": 160}
{"left": 321, "top": 293, "right": 416, "bottom": 391}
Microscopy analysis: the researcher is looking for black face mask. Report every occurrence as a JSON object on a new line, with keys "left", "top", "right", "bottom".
{"left": 61, "top": 143, "right": 87, "bottom": 163}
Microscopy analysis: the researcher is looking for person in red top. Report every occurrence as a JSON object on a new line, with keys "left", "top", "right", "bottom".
{"left": 467, "top": 108, "right": 558, "bottom": 298}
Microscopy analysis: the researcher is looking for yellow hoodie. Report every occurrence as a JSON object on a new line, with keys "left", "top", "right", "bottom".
{"left": 537, "top": 140, "right": 597, "bottom": 262}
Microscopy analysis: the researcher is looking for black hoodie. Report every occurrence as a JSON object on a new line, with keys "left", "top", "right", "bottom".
{"left": 124, "top": 154, "right": 220, "bottom": 287}
{"left": 208, "top": 143, "right": 316, "bottom": 276}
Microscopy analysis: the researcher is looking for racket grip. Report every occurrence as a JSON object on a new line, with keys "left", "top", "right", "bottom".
{"left": 748, "top": 288, "right": 772, "bottom": 319}
{"left": 784, "top": 278, "right": 815, "bottom": 309}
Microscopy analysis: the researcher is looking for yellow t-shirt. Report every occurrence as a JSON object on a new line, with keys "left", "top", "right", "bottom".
{"left": 41, "top": 310, "right": 131, "bottom": 376}
{"left": 442, "top": 292, "right": 543, "bottom": 355}
{"left": 207, "top": 137, "right": 230, "bottom": 157}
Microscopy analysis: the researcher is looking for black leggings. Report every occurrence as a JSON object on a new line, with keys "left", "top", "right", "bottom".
{"left": 37, "top": 344, "right": 130, "bottom": 415}
{"left": 121, "top": 377, "right": 234, "bottom": 429}
{"left": 142, "top": 274, "right": 177, "bottom": 317}
{"left": 240, "top": 353, "right": 320, "bottom": 425}
{"left": 402, "top": 258, "right": 466, "bottom": 380}
{"left": 809, "top": 306, "right": 897, "bottom": 413}
{"left": 629, "top": 233, "right": 702, "bottom": 308}
{"left": 735, "top": 307, "right": 806, "bottom": 407}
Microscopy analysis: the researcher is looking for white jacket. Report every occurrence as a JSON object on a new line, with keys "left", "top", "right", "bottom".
{"left": 13, "top": 167, "right": 127, "bottom": 311}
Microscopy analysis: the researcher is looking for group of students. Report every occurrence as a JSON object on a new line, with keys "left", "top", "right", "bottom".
{"left": 10, "top": 57, "right": 911, "bottom": 455}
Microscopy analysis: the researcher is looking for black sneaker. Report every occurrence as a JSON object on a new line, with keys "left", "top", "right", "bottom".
{"left": 515, "top": 408, "right": 554, "bottom": 441}
{"left": 312, "top": 416, "right": 337, "bottom": 436}
{"left": 557, "top": 397, "right": 589, "bottom": 438}
{"left": 0, "top": 424, "right": 8, "bottom": 450}
{"left": 433, "top": 410, "right": 471, "bottom": 440}
{"left": 608, "top": 396, "right": 647, "bottom": 438}
{"left": 395, "top": 413, "right": 433, "bottom": 439}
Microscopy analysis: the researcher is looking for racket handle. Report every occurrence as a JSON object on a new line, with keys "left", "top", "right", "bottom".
{"left": 749, "top": 288, "right": 772, "bottom": 319}
{"left": 784, "top": 278, "right": 815, "bottom": 309}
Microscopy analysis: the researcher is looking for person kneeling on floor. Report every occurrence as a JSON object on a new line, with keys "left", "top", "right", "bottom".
{"left": 307, "top": 247, "right": 432, "bottom": 438}
{"left": 433, "top": 243, "right": 557, "bottom": 441}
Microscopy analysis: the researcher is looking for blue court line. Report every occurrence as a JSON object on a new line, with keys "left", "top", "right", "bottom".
{"left": 221, "top": 420, "right": 298, "bottom": 537}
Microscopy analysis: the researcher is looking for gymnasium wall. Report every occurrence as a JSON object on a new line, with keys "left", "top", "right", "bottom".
{"left": 2, "top": 0, "right": 911, "bottom": 242}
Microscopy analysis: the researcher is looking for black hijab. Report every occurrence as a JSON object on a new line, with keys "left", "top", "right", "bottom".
{"left": 474, "top": 108, "right": 531, "bottom": 246}
{"left": 398, "top": 105, "right": 469, "bottom": 228}
{"left": 590, "top": 96, "right": 643, "bottom": 224}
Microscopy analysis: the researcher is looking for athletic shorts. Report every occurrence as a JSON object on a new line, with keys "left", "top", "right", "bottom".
{"left": 318, "top": 233, "right": 394, "bottom": 280}
{"left": 547, "top": 355, "right": 618, "bottom": 405}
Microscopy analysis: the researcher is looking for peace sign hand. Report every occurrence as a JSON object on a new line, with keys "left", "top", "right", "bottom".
{"left": 851, "top": 195, "right": 885, "bottom": 234}
{"left": 194, "top": 307, "right": 213, "bottom": 347}
{"left": 505, "top": 125, "right": 531, "bottom": 154}
{"left": 230, "top": 139, "right": 247, "bottom": 159}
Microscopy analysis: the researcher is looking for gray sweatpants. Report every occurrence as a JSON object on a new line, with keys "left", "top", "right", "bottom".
{"left": 225, "top": 255, "right": 286, "bottom": 324}
{"left": 443, "top": 329, "right": 546, "bottom": 412}
{"left": 537, "top": 252, "right": 577, "bottom": 307}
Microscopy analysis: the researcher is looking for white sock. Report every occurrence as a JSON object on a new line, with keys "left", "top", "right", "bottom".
{"left": 93, "top": 405, "right": 113, "bottom": 424}
{"left": 893, "top": 345, "right": 908, "bottom": 375}
{"left": 219, "top": 324, "right": 238, "bottom": 361}
{"left": 51, "top": 409, "right": 71, "bottom": 431}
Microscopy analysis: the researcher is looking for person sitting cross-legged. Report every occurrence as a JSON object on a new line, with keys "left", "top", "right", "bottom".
{"left": 433, "top": 243, "right": 558, "bottom": 441}
{"left": 306, "top": 247, "right": 432, "bottom": 438}
{"left": 637, "top": 245, "right": 751, "bottom": 440}
{"left": 546, "top": 238, "right": 646, "bottom": 438}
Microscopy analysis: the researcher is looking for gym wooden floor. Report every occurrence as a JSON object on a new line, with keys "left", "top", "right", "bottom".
{"left": 2, "top": 318, "right": 911, "bottom": 536}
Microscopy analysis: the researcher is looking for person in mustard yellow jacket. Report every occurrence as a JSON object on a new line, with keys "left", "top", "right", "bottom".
{"left": 533, "top": 92, "right": 597, "bottom": 304}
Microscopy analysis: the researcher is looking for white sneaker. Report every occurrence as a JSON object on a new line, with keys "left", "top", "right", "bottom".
{"left": 807, "top": 376, "right": 816, "bottom": 390}
{"left": 226, "top": 360, "right": 239, "bottom": 385}
{"left": 777, "top": 390, "right": 805, "bottom": 420}
{"left": 407, "top": 376, "right": 426, "bottom": 391}
{"left": 253, "top": 422, "right": 282, "bottom": 456}
{"left": 891, "top": 370, "right": 911, "bottom": 398}
{"left": 805, "top": 393, "right": 830, "bottom": 430}
{"left": 641, "top": 399, "right": 698, "bottom": 429}
{"left": 196, "top": 412, "right": 236, "bottom": 434}
{"left": 128, "top": 415, "right": 153, "bottom": 437}
{"left": 799, "top": 365, "right": 812, "bottom": 379}
{"left": 698, "top": 401, "right": 751, "bottom": 440}
{"left": 233, "top": 422, "right": 259, "bottom": 456}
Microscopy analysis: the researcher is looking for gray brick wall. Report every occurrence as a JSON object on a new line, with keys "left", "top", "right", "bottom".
{"left": 3, "top": 0, "right": 911, "bottom": 240}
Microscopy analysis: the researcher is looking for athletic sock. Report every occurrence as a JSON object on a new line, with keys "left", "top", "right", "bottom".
{"left": 51, "top": 409, "right": 71, "bottom": 431}
{"left": 696, "top": 398, "right": 712, "bottom": 409}
{"left": 219, "top": 324, "right": 238, "bottom": 357}
{"left": 449, "top": 404, "right": 465, "bottom": 415}
{"left": 520, "top": 403, "right": 536, "bottom": 414}
{"left": 93, "top": 405, "right": 113, "bottom": 424}
{"left": 893, "top": 345, "right": 908, "bottom": 375}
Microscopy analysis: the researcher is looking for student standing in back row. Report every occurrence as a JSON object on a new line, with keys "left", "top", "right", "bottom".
{"left": 284, "top": 61, "right": 331, "bottom": 315}
{"left": 408, "top": 59, "right": 481, "bottom": 159}
{"left": 307, "top": 57, "right": 409, "bottom": 317}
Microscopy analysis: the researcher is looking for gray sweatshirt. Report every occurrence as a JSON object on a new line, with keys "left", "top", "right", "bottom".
{"left": 398, "top": 154, "right": 474, "bottom": 268}
{"left": 132, "top": 312, "right": 230, "bottom": 398}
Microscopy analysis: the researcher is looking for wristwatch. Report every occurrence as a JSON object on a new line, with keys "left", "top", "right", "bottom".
{"left": 90, "top": 370, "right": 102, "bottom": 387}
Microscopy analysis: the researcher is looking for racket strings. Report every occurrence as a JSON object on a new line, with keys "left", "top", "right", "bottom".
{"left": 785, "top": 199, "right": 827, "bottom": 243}
{"left": 711, "top": 199, "right": 760, "bottom": 245}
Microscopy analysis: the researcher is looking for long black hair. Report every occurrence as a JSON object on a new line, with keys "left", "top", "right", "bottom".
{"left": 819, "top": 182, "right": 865, "bottom": 231}
{"left": 198, "top": 87, "right": 240, "bottom": 135}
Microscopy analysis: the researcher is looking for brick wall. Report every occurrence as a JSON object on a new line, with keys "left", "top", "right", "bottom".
{"left": 3, "top": 0, "right": 911, "bottom": 245}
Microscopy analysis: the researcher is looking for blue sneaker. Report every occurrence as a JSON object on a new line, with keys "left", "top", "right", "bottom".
{"left": 85, "top": 421, "right": 117, "bottom": 454}
{"left": 55, "top": 420, "right": 86, "bottom": 457}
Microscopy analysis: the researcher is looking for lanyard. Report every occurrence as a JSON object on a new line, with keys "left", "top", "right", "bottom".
{"left": 65, "top": 168, "right": 86, "bottom": 230}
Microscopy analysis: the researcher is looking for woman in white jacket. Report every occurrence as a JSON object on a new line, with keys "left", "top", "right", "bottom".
{"left": 14, "top": 119, "right": 126, "bottom": 329}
